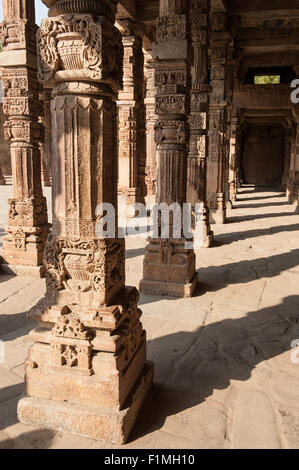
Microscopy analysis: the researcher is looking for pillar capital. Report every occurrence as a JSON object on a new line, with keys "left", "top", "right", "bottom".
{"left": 44, "top": 0, "right": 118, "bottom": 22}
{"left": 37, "top": 5, "right": 123, "bottom": 94}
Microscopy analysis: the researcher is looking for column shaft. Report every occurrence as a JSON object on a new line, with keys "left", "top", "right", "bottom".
{"left": 17, "top": 0, "right": 153, "bottom": 444}
{"left": 206, "top": 11, "right": 230, "bottom": 224}
{"left": 139, "top": 0, "right": 197, "bottom": 298}
{"left": 117, "top": 20, "right": 146, "bottom": 207}
{"left": 144, "top": 51, "right": 157, "bottom": 204}
{"left": 0, "top": 162, "right": 5, "bottom": 184}
{"left": 40, "top": 90, "right": 51, "bottom": 186}
{"left": 187, "top": 0, "right": 213, "bottom": 247}
{"left": 228, "top": 111, "right": 241, "bottom": 203}
{"left": 0, "top": 0, "right": 50, "bottom": 276}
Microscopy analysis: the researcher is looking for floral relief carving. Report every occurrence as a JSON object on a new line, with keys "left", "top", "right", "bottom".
{"left": 37, "top": 14, "right": 122, "bottom": 87}
{"left": 156, "top": 15, "right": 186, "bottom": 42}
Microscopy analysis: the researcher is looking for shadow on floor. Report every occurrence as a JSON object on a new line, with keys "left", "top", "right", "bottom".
{"left": 0, "top": 428, "right": 55, "bottom": 449}
{"left": 197, "top": 248, "right": 299, "bottom": 292}
{"left": 235, "top": 201, "right": 290, "bottom": 209}
{"left": 228, "top": 211, "right": 297, "bottom": 223}
{"left": 238, "top": 194, "right": 285, "bottom": 202}
{"left": 130, "top": 294, "right": 299, "bottom": 443}
{"left": 0, "top": 310, "right": 34, "bottom": 340}
{"left": 216, "top": 223, "right": 299, "bottom": 245}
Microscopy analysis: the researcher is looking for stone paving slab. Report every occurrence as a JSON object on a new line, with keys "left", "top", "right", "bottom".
{"left": 0, "top": 186, "right": 299, "bottom": 448}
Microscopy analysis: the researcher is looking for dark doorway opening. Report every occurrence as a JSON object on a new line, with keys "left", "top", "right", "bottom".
{"left": 241, "top": 124, "right": 285, "bottom": 188}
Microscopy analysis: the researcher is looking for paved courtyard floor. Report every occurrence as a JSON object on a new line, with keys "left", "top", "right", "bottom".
{"left": 0, "top": 185, "right": 299, "bottom": 449}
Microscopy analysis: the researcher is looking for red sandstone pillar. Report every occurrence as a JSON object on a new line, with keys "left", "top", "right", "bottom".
{"left": 139, "top": 0, "right": 197, "bottom": 297}
{"left": 144, "top": 50, "right": 157, "bottom": 205}
{"left": 117, "top": 19, "right": 146, "bottom": 208}
{"left": 40, "top": 90, "right": 51, "bottom": 187}
{"left": 17, "top": 0, "right": 153, "bottom": 444}
{"left": 0, "top": 162, "right": 5, "bottom": 184}
{"left": 206, "top": 11, "right": 231, "bottom": 224}
{"left": 187, "top": 0, "right": 213, "bottom": 247}
{"left": 0, "top": 0, "right": 50, "bottom": 276}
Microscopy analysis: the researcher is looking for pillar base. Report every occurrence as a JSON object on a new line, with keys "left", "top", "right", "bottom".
{"left": 193, "top": 203, "right": 214, "bottom": 248}
{"left": 209, "top": 208, "right": 226, "bottom": 225}
{"left": 226, "top": 199, "right": 233, "bottom": 210}
{"left": 140, "top": 272, "right": 197, "bottom": 298}
{"left": 0, "top": 262, "right": 45, "bottom": 278}
{"left": 18, "top": 361, "right": 153, "bottom": 445}
{"left": 196, "top": 232, "right": 213, "bottom": 249}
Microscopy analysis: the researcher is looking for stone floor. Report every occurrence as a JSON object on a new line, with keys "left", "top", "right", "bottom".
{"left": 0, "top": 185, "right": 299, "bottom": 449}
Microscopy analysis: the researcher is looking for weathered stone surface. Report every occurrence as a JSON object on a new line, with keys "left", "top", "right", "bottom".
{"left": 0, "top": 187, "right": 299, "bottom": 448}
{"left": 14, "top": 0, "right": 153, "bottom": 446}
{"left": 18, "top": 362, "right": 153, "bottom": 445}
{"left": 140, "top": 1, "right": 197, "bottom": 298}
{"left": 117, "top": 19, "right": 146, "bottom": 207}
{"left": 0, "top": 0, "right": 50, "bottom": 275}
{"left": 231, "top": 389, "right": 281, "bottom": 449}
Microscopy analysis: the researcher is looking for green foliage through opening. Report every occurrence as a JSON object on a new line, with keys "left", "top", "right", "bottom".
{"left": 254, "top": 75, "right": 280, "bottom": 85}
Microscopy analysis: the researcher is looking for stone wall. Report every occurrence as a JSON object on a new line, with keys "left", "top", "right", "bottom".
{"left": 241, "top": 124, "right": 285, "bottom": 188}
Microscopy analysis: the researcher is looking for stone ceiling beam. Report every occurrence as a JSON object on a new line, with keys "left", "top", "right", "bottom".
{"left": 241, "top": 52, "right": 299, "bottom": 68}
{"left": 117, "top": 0, "right": 136, "bottom": 19}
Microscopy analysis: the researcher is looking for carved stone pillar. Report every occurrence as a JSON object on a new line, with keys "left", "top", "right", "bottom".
{"left": 0, "top": 162, "right": 5, "bottom": 184}
{"left": 144, "top": 50, "right": 157, "bottom": 205}
{"left": 0, "top": 0, "right": 50, "bottom": 276}
{"left": 40, "top": 90, "right": 51, "bottom": 186}
{"left": 117, "top": 19, "right": 146, "bottom": 207}
{"left": 17, "top": 0, "right": 153, "bottom": 445}
{"left": 281, "top": 127, "right": 292, "bottom": 191}
{"left": 206, "top": 11, "right": 230, "bottom": 224}
{"left": 288, "top": 107, "right": 299, "bottom": 212}
{"left": 228, "top": 110, "right": 241, "bottom": 203}
{"left": 139, "top": 0, "right": 197, "bottom": 298}
{"left": 187, "top": 0, "right": 213, "bottom": 248}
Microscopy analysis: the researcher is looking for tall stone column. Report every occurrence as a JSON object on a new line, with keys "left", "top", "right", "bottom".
{"left": 40, "top": 90, "right": 51, "bottom": 186}
{"left": 144, "top": 50, "right": 157, "bottom": 205}
{"left": 139, "top": 0, "right": 197, "bottom": 298}
{"left": 228, "top": 110, "right": 241, "bottom": 203}
{"left": 281, "top": 126, "right": 292, "bottom": 191}
{"left": 0, "top": 0, "right": 50, "bottom": 276}
{"left": 206, "top": 11, "right": 230, "bottom": 224}
{"left": 0, "top": 163, "right": 5, "bottom": 184}
{"left": 288, "top": 107, "right": 299, "bottom": 212}
{"left": 18, "top": 0, "right": 153, "bottom": 444}
{"left": 117, "top": 19, "right": 146, "bottom": 208}
{"left": 187, "top": 0, "right": 213, "bottom": 248}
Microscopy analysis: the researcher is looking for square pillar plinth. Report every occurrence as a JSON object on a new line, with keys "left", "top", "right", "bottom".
{"left": 140, "top": 239, "right": 197, "bottom": 298}
{"left": 18, "top": 364, "right": 153, "bottom": 445}
{"left": 18, "top": 287, "right": 154, "bottom": 444}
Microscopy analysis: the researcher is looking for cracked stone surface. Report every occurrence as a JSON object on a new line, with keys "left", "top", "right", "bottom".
{"left": 0, "top": 186, "right": 299, "bottom": 448}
